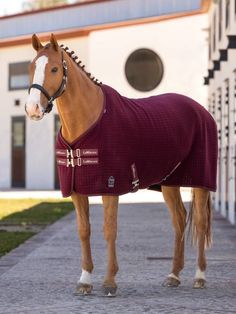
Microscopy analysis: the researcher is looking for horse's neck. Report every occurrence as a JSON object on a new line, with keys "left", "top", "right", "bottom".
{"left": 56, "top": 56, "right": 104, "bottom": 144}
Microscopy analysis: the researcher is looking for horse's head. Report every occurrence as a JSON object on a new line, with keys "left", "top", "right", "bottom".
{"left": 25, "top": 34, "right": 67, "bottom": 121}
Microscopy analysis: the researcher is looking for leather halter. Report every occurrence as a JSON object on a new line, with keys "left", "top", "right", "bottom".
{"left": 28, "top": 51, "right": 68, "bottom": 114}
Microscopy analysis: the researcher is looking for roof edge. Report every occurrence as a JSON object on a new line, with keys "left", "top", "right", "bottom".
{"left": 0, "top": 0, "right": 210, "bottom": 21}
{"left": 0, "top": 5, "right": 209, "bottom": 49}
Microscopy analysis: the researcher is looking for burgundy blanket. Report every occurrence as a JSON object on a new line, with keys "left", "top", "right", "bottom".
{"left": 56, "top": 84, "right": 218, "bottom": 197}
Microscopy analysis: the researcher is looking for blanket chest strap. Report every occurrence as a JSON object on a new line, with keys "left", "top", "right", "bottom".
{"left": 57, "top": 157, "right": 99, "bottom": 167}
{"left": 56, "top": 148, "right": 98, "bottom": 158}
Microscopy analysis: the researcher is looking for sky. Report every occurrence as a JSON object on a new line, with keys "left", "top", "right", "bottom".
{"left": 0, "top": 0, "right": 25, "bottom": 16}
{"left": 0, "top": 0, "right": 75, "bottom": 17}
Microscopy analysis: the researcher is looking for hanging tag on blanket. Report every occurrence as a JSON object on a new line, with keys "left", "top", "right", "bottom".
{"left": 131, "top": 163, "right": 139, "bottom": 192}
{"left": 108, "top": 176, "right": 115, "bottom": 188}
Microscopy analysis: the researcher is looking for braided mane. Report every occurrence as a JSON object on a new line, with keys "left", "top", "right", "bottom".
{"left": 60, "top": 44, "right": 102, "bottom": 86}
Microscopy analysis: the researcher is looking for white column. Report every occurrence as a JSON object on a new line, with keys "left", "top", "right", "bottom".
{"left": 228, "top": 72, "right": 236, "bottom": 224}
{"left": 215, "top": 87, "right": 222, "bottom": 212}
{"left": 220, "top": 81, "right": 227, "bottom": 218}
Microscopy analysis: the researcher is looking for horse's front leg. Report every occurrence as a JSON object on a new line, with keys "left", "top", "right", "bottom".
{"left": 71, "top": 192, "right": 93, "bottom": 295}
{"left": 102, "top": 195, "right": 119, "bottom": 296}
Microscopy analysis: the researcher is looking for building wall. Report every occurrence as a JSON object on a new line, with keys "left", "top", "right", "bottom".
{"left": 207, "top": 0, "right": 236, "bottom": 225}
{"left": 89, "top": 14, "right": 208, "bottom": 104}
{"left": 0, "top": 14, "right": 208, "bottom": 191}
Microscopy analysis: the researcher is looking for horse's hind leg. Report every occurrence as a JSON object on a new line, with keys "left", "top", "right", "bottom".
{"left": 162, "top": 186, "right": 187, "bottom": 287}
{"left": 191, "top": 188, "right": 211, "bottom": 289}
{"left": 102, "top": 195, "right": 119, "bottom": 296}
{"left": 71, "top": 193, "right": 94, "bottom": 295}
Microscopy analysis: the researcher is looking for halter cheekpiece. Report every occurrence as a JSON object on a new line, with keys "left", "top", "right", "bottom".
{"left": 28, "top": 51, "right": 68, "bottom": 114}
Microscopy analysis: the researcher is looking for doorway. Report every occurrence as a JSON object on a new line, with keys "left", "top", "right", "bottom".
{"left": 11, "top": 117, "right": 25, "bottom": 187}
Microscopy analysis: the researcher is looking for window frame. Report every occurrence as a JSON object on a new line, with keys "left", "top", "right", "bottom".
{"left": 124, "top": 48, "right": 164, "bottom": 92}
{"left": 8, "top": 61, "right": 30, "bottom": 91}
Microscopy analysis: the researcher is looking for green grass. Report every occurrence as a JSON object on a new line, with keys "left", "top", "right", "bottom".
{"left": 1, "top": 201, "right": 74, "bottom": 225}
{"left": 0, "top": 199, "right": 43, "bottom": 219}
{"left": 0, "top": 199, "right": 74, "bottom": 257}
{"left": 0, "top": 230, "right": 35, "bottom": 257}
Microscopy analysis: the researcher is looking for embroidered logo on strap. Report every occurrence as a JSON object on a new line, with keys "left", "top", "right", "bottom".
{"left": 56, "top": 149, "right": 98, "bottom": 157}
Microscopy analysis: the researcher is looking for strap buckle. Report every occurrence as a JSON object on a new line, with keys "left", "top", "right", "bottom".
{"left": 131, "top": 163, "right": 139, "bottom": 192}
{"left": 77, "top": 158, "right": 82, "bottom": 166}
{"left": 75, "top": 149, "right": 81, "bottom": 157}
{"left": 66, "top": 158, "right": 74, "bottom": 167}
{"left": 66, "top": 149, "right": 74, "bottom": 158}
{"left": 132, "top": 179, "right": 139, "bottom": 189}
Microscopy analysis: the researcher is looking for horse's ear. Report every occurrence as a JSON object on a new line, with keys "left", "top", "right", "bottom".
{"left": 50, "top": 33, "right": 59, "bottom": 51}
{"left": 32, "top": 34, "right": 43, "bottom": 51}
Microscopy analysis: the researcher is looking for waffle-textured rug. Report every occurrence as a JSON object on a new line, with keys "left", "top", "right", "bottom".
{"left": 56, "top": 84, "right": 218, "bottom": 197}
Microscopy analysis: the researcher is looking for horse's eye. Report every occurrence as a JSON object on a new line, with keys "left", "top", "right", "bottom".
{"left": 51, "top": 67, "right": 58, "bottom": 73}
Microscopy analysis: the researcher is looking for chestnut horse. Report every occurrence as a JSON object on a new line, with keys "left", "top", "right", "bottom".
{"left": 25, "top": 34, "right": 215, "bottom": 296}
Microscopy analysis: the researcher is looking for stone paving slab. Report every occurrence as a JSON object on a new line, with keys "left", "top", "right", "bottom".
{"left": 0, "top": 202, "right": 236, "bottom": 314}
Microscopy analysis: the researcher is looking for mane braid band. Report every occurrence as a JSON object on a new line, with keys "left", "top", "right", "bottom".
{"left": 61, "top": 44, "right": 101, "bottom": 86}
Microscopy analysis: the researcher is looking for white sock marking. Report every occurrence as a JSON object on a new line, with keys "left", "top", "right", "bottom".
{"left": 26, "top": 55, "right": 48, "bottom": 112}
{"left": 168, "top": 273, "right": 180, "bottom": 281}
{"left": 79, "top": 269, "right": 92, "bottom": 285}
{"left": 195, "top": 268, "right": 206, "bottom": 280}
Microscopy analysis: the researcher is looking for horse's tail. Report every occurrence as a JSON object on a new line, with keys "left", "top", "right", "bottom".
{"left": 188, "top": 189, "right": 212, "bottom": 248}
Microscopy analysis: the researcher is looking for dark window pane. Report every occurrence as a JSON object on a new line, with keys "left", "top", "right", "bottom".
{"left": 12, "top": 120, "right": 25, "bottom": 147}
{"left": 125, "top": 49, "right": 164, "bottom": 92}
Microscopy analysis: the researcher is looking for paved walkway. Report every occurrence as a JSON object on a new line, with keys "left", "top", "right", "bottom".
{"left": 0, "top": 200, "right": 236, "bottom": 313}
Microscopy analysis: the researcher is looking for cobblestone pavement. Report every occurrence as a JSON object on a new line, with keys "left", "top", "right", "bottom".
{"left": 0, "top": 202, "right": 236, "bottom": 314}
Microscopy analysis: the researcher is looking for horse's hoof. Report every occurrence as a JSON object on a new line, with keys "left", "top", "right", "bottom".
{"left": 162, "top": 276, "right": 181, "bottom": 287}
{"left": 103, "top": 284, "right": 117, "bottom": 297}
{"left": 75, "top": 283, "right": 93, "bottom": 295}
{"left": 193, "top": 278, "right": 206, "bottom": 289}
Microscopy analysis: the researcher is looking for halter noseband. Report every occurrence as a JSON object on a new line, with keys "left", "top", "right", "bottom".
{"left": 28, "top": 51, "right": 68, "bottom": 114}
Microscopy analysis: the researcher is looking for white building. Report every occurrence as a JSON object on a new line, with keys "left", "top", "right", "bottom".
{"left": 205, "top": 0, "right": 236, "bottom": 225}
{"left": 0, "top": 1, "right": 209, "bottom": 193}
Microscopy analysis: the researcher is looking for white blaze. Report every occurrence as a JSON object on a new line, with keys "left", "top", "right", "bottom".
{"left": 27, "top": 55, "right": 48, "bottom": 110}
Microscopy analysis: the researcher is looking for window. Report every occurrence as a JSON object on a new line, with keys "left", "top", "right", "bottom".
{"left": 9, "top": 61, "right": 30, "bottom": 90}
{"left": 11, "top": 117, "right": 25, "bottom": 187}
{"left": 125, "top": 48, "right": 164, "bottom": 92}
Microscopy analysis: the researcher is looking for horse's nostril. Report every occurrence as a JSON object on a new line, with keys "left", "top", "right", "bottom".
{"left": 25, "top": 103, "right": 42, "bottom": 117}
